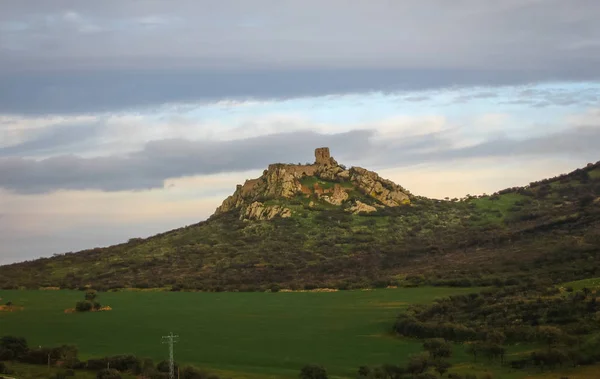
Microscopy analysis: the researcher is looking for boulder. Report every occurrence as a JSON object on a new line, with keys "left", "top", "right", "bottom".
{"left": 322, "top": 184, "right": 349, "bottom": 205}
{"left": 349, "top": 167, "right": 410, "bottom": 206}
{"left": 243, "top": 202, "right": 292, "bottom": 221}
{"left": 347, "top": 200, "right": 377, "bottom": 214}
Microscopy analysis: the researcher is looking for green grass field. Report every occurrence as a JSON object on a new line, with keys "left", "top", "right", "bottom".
{"left": 561, "top": 277, "right": 600, "bottom": 291}
{"left": 0, "top": 287, "right": 572, "bottom": 379}
{"left": 0, "top": 288, "right": 486, "bottom": 378}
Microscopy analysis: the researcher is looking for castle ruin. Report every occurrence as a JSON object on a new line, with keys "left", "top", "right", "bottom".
{"left": 315, "top": 147, "right": 331, "bottom": 165}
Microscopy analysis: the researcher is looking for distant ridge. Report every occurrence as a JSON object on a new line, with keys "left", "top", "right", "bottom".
{"left": 0, "top": 154, "right": 598, "bottom": 292}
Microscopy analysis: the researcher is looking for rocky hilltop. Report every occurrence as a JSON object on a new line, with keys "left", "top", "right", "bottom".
{"left": 214, "top": 147, "right": 411, "bottom": 220}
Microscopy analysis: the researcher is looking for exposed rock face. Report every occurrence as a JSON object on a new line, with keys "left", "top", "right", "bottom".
{"left": 322, "top": 184, "right": 349, "bottom": 205}
{"left": 349, "top": 167, "right": 410, "bottom": 206}
{"left": 244, "top": 201, "right": 292, "bottom": 221}
{"left": 348, "top": 200, "right": 377, "bottom": 214}
{"left": 213, "top": 147, "right": 411, "bottom": 220}
{"left": 264, "top": 165, "right": 304, "bottom": 198}
{"left": 214, "top": 165, "right": 305, "bottom": 216}
{"left": 315, "top": 164, "right": 345, "bottom": 181}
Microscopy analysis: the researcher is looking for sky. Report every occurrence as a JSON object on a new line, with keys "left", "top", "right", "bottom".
{"left": 1, "top": 0, "right": 600, "bottom": 264}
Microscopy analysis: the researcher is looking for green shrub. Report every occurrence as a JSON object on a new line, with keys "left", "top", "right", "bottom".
{"left": 96, "top": 368, "right": 121, "bottom": 379}
{"left": 75, "top": 301, "right": 93, "bottom": 312}
{"left": 299, "top": 364, "right": 327, "bottom": 379}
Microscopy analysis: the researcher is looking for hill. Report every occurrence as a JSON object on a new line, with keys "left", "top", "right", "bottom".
{"left": 1, "top": 149, "right": 599, "bottom": 291}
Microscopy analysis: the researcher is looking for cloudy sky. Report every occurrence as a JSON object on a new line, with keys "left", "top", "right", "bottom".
{"left": 1, "top": 0, "right": 600, "bottom": 264}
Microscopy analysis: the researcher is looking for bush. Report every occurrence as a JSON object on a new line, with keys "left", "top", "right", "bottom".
{"left": 0, "top": 336, "right": 28, "bottom": 359}
{"left": 87, "top": 358, "right": 107, "bottom": 370}
{"left": 270, "top": 284, "right": 281, "bottom": 293}
{"left": 299, "top": 364, "right": 328, "bottom": 379}
{"left": 105, "top": 355, "right": 142, "bottom": 374}
{"left": 0, "top": 362, "right": 14, "bottom": 375}
{"left": 357, "top": 366, "right": 370, "bottom": 377}
{"left": 157, "top": 360, "right": 178, "bottom": 374}
{"left": 96, "top": 368, "right": 121, "bottom": 379}
{"left": 0, "top": 348, "right": 14, "bottom": 361}
{"left": 180, "top": 366, "right": 216, "bottom": 379}
{"left": 85, "top": 290, "right": 98, "bottom": 301}
{"left": 75, "top": 301, "right": 93, "bottom": 312}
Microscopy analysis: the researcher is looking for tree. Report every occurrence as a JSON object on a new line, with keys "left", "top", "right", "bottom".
{"left": 537, "top": 326, "right": 563, "bottom": 347}
{"left": 299, "top": 364, "right": 328, "bottom": 379}
{"left": 407, "top": 353, "right": 430, "bottom": 375}
{"left": 485, "top": 330, "right": 506, "bottom": 345}
{"left": 357, "top": 366, "right": 370, "bottom": 377}
{"left": 270, "top": 284, "right": 281, "bottom": 293}
{"left": 433, "top": 359, "right": 451, "bottom": 377}
{"left": 75, "top": 301, "right": 93, "bottom": 312}
{"left": 382, "top": 363, "right": 405, "bottom": 379}
{"left": 0, "top": 335, "right": 28, "bottom": 359}
{"left": 423, "top": 338, "right": 452, "bottom": 359}
{"left": 85, "top": 289, "right": 98, "bottom": 301}
{"left": 96, "top": 368, "right": 121, "bottom": 379}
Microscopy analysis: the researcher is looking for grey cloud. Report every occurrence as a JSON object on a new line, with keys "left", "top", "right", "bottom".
{"left": 472, "top": 92, "right": 498, "bottom": 99}
{"left": 0, "top": 120, "right": 103, "bottom": 156}
{"left": 0, "top": 69, "right": 568, "bottom": 115}
{"left": 403, "top": 96, "right": 430, "bottom": 102}
{"left": 499, "top": 87, "right": 600, "bottom": 107}
{"left": 0, "top": 130, "right": 374, "bottom": 193}
{"left": 1, "top": 0, "right": 600, "bottom": 114}
{"left": 452, "top": 91, "right": 500, "bottom": 103}
{"left": 1, "top": 126, "right": 599, "bottom": 194}
{"left": 399, "top": 127, "right": 600, "bottom": 165}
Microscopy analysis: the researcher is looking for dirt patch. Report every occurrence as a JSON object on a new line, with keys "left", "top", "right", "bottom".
{"left": 373, "top": 301, "right": 408, "bottom": 308}
{"left": 0, "top": 305, "right": 24, "bottom": 312}
{"left": 280, "top": 288, "right": 338, "bottom": 293}
{"left": 64, "top": 306, "right": 112, "bottom": 314}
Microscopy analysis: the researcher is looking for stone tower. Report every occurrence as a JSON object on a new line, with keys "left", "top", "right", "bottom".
{"left": 315, "top": 147, "right": 331, "bottom": 165}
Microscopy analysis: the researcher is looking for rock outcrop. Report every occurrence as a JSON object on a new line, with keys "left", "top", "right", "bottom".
{"left": 321, "top": 184, "right": 349, "bottom": 205}
{"left": 244, "top": 202, "right": 292, "bottom": 221}
{"left": 348, "top": 200, "right": 377, "bottom": 214}
{"left": 349, "top": 167, "right": 410, "bottom": 206}
{"left": 213, "top": 147, "right": 411, "bottom": 220}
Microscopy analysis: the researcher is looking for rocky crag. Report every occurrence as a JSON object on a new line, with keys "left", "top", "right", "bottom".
{"left": 214, "top": 147, "right": 411, "bottom": 220}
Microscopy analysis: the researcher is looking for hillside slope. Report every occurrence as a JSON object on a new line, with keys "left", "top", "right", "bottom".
{"left": 1, "top": 151, "right": 599, "bottom": 291}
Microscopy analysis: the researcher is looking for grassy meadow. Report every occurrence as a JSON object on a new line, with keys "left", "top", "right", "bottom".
{"left": 0, "top": 287, "right": 494, "bottom": 378}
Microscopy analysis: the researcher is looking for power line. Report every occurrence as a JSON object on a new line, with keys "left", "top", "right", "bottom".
{"left": 161, "top": 332, "right": 179, "bottom": 379}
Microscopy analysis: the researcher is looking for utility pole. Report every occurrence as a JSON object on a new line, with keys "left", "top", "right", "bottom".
{"left": 39, "top": 346, "right": 50, "bottom": 373}
{"left": 161, "top": 332, "right": 179, "bottom": 379}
